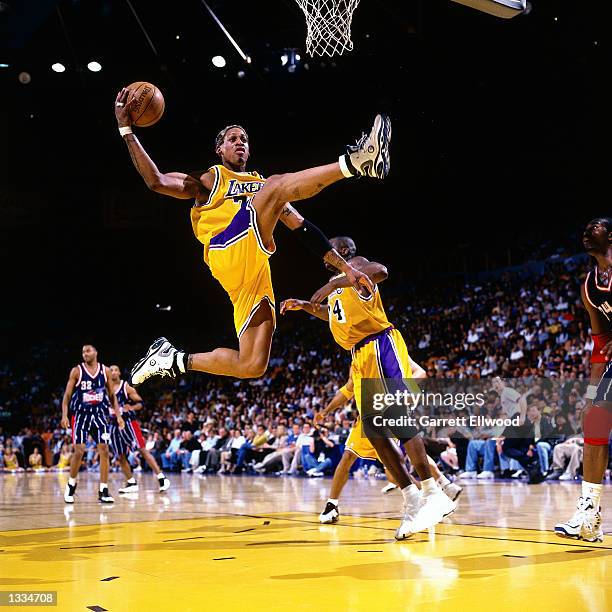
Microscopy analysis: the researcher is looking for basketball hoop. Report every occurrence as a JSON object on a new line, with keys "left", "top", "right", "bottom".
{"left": 294, "top": 0, "right": 361, "bottom": 57}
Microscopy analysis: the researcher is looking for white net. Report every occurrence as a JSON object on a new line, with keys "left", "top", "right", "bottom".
{"left": 294, "top": 0, "right": 361, "bottom": 57}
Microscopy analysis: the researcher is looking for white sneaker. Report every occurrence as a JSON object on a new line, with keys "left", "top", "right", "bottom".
{"left": 558, "top": 472, "right": 574, "bottom": 481}
{"left": 345, "top": 114, "right": 392, "bottom": 179}
{"left": 555, "top": 497, "right": 603, "bottom": 542}
{"left": 381, "top": 482, "right": 398, "bottom": 494}
{"left": 118, "top": 482, "right": 139, "bottom": 494}
{"left": 130, "top": 337, "right": 181, "bottom": 386}
{"left": 64, "top": 482, "right": 77, "bottom": 504}
{"left": 460, "top": 471, "right": 477, "bottom": 479}
{"left": 319, "top": 501, "right": 339, "bottom": 524}
{"left": 442, "top": 482, "right": 463, "bottom": 502}
{"left": 158, "top": 476, "right": 170, "bottom": 492}
{"left": 511, "top": 469, "right": 525, "bottom": 479}
{"left": 410, "top": 489, "right": 457, "bottom": 534}
{"left": 395, "top": 492, "right": 423, "bottom": 540}
{"left": 477, "top": 471, "right": 495, "bottom": 480}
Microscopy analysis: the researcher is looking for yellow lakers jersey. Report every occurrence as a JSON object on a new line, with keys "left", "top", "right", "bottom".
{"left": 327, "top": 278, "right": 392, "bottom": 350}
{"left": 190, "top": 164, "right": 265, "bottom": 264}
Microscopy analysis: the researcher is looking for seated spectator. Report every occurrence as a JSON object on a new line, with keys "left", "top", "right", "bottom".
{"left": 288, "top": 423, "right": 315, "bottom": 474}
{"left": 253, "top": 425, "right": 292, "bottom": 473}
{"left": 162, "top": 429, "right": 183, "bottom": 471}
{"left": 220, "top": 429, "right": 247, "bottom": 474}
{"left": 302, "top": 427, "right": 336, "bottom": 477}
{"left": 201, "top": 428, "right": 231, "bottom": 473}
{"left": 28, "top": 447, "right": 45, "bottom": 471}
{"left": 2, "top": 446, "right": 23, "bottom": 472}
{"left": 54, "top": 443, "right": 73, "bottom": 472}
{"left": 547, "top": 436, "right": 584, "bottom": 481}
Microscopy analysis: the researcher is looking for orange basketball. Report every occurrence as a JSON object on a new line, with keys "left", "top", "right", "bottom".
{"left": 126, "top": 81, "right": 165, "bottom": 127}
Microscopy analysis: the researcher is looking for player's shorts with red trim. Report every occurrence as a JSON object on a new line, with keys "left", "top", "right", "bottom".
{"left": 109, "top": 417, "right": 146, "bottom": 456}
{"left": 586, "top": 361, "right": 612, "bottom": 445}
{"left": 208, "top": 203, "right": 276, "bottom": 340}
{"left": 71, "top": 409, "right": 110, "bottom": 445}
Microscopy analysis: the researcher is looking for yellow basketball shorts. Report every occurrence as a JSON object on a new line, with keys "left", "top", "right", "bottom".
{"left": 345, "top": 418, "right": 380, "bottom": 460}
{"left": 351, "top": 327, "right": 412, "bottom": 416}
{"left": 208, "top": 204, "right": 276, "bottom": 339}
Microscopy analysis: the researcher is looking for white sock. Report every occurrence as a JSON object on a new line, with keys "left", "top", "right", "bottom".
{"left": 421, "top": 477, "right": 437, "bottom": 496}
{"left": 437, "top": 475, "right": 451, "bottom": 488}
{"left": 338, "top": 154, "right": 354, "bottom": 178}
{"left": 157, "top": 472, "right": 165, "bottom": 479}
{"left": 176, "top": 352, "right": 187, "bottom": 374}
{"left": 99, "top": 483, "right": 107, "bottom": 492}
{"left": 327, "top": 498, "right": 339, "bottom": 506}
{"left": 68, "top": 477, "right": 76, "bottom": 486}
{"left": 401, "top": 484, "right": 420, "bottom": 505}
{"left": 582, "top": 481, "right": 603, "bottom": 507}
{"left": 127, "top": 478, "right": 136, "bottom": 485}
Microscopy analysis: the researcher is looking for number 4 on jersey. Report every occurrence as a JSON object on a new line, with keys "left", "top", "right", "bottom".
{"left": 332, "top": 298, "right": 346, "bottom": 323}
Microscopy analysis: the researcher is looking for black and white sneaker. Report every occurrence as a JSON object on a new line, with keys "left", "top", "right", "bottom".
{"left": 130, "top": 337, "right": 183, "bottom": 386}
{"left": 98, "top": 488, "right": 115, "bottom": 504}
{"left": 118, "top": 481, "right": 139, "bottom": 494}
{"left": 319, "top": 501, "right": 340, "bottom": 524}
{"left": 345, "top": 114, "right": 392, "bottom": 179}
{"left": 158, "top": 475, "right": 170, "bottom": 492}
{"left": 64, "top": 482, "right": 77, "bottom": 504}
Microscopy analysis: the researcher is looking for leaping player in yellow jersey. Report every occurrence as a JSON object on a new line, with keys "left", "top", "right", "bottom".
{"left": 281, "top": 236, "right": 456, "bottom": 539}
{"left": 114, "top": 88, "right": 390, "bottom": 384}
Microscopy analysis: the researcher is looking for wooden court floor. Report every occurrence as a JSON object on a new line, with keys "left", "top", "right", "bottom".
{"left": 1, "top": 472, "right": 610, "bottom": 612}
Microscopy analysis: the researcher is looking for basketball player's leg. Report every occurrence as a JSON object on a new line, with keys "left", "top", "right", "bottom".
{"left": 69, "top": 444, "right": 85, "bottom": 479}
{"left": 319, "top": 450, "right": 357, "bottom": 524}
{"left": 555, "top": 397, "right": 611, "bottom": 542}
{"left": 252, "top": 113, "right": 392, "bottom": 247}
{"left": 98, "top": 443, "right": 110, "bottom": 484}
{"left": 187, "top": 300, "right": 274, "bottom": 378}
{"left": 118, "top": 454, "right": 133, "bottom": 480}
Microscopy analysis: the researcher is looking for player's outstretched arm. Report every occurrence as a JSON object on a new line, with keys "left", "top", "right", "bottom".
{"left": 114, "top": 88, "right": 212, "bottom": 200}
{"left": 278, "top": 203, "right": 373, "bottom": 297}
{"left": 61, "top": 367, "right": 79, "bottom": 429}
{"left": 315, "top": 377, "right": 354, "bottom": 424}
{"left": 310, "top": 256, "right": 387, "bottom": 304}
{"left": 280, "top": 298, "right": 329, "bottom": 321}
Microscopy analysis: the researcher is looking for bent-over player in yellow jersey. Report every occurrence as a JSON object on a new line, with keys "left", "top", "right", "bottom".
{"left": 281, "top": 236, "right": 456, "bottom": 539}
{"left": 114, "top": 85, "right": 390, "bottom": 385}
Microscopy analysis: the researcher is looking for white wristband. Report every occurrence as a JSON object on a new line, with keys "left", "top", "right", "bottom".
{"left": 119, "top": 126, "right": 133, "bottom": 137}
{"left": 585, "top": 385, "right": 598, "bottom": 400}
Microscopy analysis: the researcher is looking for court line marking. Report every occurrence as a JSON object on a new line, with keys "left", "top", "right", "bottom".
{"left": 230, "top": 512, "right": 612, "bottom": 551}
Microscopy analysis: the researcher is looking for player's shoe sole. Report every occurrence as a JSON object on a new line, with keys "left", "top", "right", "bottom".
{"left": 130, "top": 337, "right": 178, "bottom": 386}
{"left": 347, "top": 114, "right": 392, "bottom": 179}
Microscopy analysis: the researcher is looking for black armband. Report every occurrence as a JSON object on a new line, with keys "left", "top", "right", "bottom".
{"left": 293, "top": 219, "right": 332, "bottom": 259}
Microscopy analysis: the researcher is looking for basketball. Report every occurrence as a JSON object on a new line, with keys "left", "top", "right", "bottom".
{"left": 126, "top": 81, "right": 165, "bottom": 127}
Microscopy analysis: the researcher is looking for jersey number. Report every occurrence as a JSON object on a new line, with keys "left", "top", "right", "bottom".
{"left": 332, "top": 299, "right": 346, "bottom": 323}
{"left": 80, "top": 381, "right": 92, "bottom": 391}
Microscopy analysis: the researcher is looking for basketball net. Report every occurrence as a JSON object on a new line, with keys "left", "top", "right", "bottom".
{"left": 294, "top": 0, "right": 361, "bottom": 57}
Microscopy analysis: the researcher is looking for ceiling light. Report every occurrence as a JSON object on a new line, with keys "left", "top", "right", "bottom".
{"left": 212, "top": 55, "right": 226, "bottom": 68}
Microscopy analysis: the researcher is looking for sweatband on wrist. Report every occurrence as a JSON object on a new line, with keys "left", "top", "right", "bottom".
{"left": 585, "top": 385, "right": 598, "bottom": 400}
{"left": 293, "top": 219, "right": 333, "bottom": 259}
{"left": 119, "top": 126, "right": 133, "bottom": 137}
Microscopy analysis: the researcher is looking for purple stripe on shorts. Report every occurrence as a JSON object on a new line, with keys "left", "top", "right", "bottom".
{"left": 376, "top": 333, "right": 403, "bottom": 379}
{"left": 210, "top": 205, "right": 250, "bottom": 247}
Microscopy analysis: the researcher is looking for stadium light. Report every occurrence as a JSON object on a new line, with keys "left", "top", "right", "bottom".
{"left": 212, "top": 55, "right": 226, "bottom": 68}
{"left": 51, "top": 63, "right": 66, "bottom": 73}
{"left": 87, "top": 61, "right": 102, "bottom": 72}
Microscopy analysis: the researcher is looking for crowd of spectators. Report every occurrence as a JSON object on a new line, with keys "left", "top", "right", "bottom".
{"left": 1, "top": 254, "right": 610, "bottom": 483}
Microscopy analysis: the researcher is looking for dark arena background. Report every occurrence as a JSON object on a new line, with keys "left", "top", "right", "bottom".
{"left": 0, "top": 1, "right": 610, "bottom": 610}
